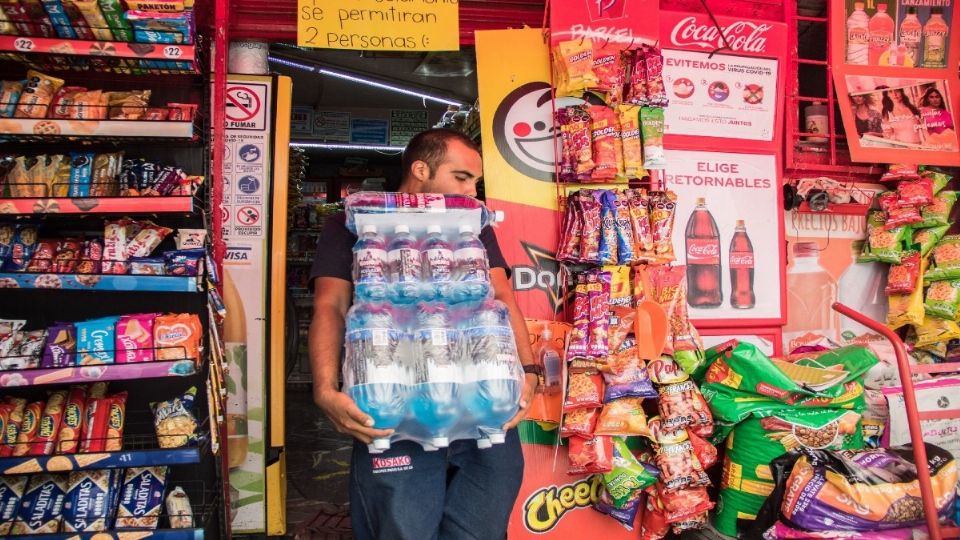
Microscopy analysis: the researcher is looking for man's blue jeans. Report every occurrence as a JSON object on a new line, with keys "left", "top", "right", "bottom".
{"left": 349, "top": 429, "right": 524, "bottom": 539}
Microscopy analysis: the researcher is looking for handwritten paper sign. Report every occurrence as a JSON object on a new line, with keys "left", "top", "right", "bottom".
{"left": 297, "top": 0, "right": 460, "bottom": 51}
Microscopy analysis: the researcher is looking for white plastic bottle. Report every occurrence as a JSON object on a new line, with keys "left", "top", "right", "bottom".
{"left": 387, "top": 224, "right": 422, "bottom": 303}
{"left": 783, "top": 242, "right": 837, "bottom": 352}
{"left": 846, "top": 2, "right": 870, "bottom": 65}
{"left": 453, "top": 224, "right": 491, "bottom": 302}
{"left": 421, "top": 225, "right": 454, "bottom": 301}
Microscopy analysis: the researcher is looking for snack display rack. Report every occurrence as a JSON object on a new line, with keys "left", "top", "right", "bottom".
{"left": 0, "top": 2, "right": 228, "bottom": 537}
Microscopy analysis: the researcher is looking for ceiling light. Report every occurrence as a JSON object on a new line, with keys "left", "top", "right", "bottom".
{"left": 268, "top": 55, "right": 465, "bottom": 107}
{"left": 290, "top": 141, "right": 405, "bottom": 152}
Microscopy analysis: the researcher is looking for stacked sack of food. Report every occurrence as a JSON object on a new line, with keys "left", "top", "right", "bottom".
{"left": 695, "top": 340, "right": 878, "bottom": 537}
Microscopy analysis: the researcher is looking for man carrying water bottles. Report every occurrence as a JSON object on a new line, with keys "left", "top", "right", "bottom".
{"left": 309, "top": 128, "right": 539, "bottom": 539}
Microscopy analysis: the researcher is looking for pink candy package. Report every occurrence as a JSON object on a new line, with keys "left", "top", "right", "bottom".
{"left": 115, "top": 313, "right": 157, "bottom": 363}
{"left": 587, "top": 271, "right": 611, "bottom": 358}
{"left": 568, "top": 275, "right": 590, "bottom": 358}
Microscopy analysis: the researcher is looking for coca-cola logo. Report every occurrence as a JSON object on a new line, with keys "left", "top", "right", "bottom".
{"left": 688, "top": 243, "right": 719, "bottom": 257}
{"left": 730, "top": 252, "right": 754, "bottom": 267}
{"left": 669, "top": 16, "right": 773, "bottom": 54}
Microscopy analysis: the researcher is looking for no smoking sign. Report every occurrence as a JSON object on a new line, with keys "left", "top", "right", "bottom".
{"left": 237, "top": 206, "right": 261, "bottom": 225}
{"left": 225, "top": 83, "right": 267, "bottom": 130}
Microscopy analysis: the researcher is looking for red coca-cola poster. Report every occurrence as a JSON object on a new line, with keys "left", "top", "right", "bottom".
{"left": 663, "top": 149, "right": 786, "bottom": 327}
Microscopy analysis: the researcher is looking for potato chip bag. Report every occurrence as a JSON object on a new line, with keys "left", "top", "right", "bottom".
{"left": 885, "top": 250, "right": 921, "bottom": 295}
{"left": 884, "top": 205, "right": 922, "bottom": 229}
{"left": 154, "top": 313, "right": 202, "bottom": 361}
{"left": 649, "top": 191, "right": 677, "bottom": 262}
{"left": 617, "top": 105, "right": 644, "bottom": 178}
{"left": 595, "top": 397, "right": 651, "bottom": 437}
{"left": 555, "top": 39, "right": 598, "bottom": 97}
{"left": 589, "top": 105, "right": 620, "bottom": 181}
{"left": 922, "top": 169, "right": 953, "bottom": 194}
{"left": 858, "top": 211, "right": 886, "bottom": 263}
{"left": 919, "top": 191, "right": 957, "bottom": 228}
{"left": 16, "top": 70, "right": 64, "bottom": 119}
{"left": 568, "top": 434, "right": 613, "bottom": 475}
{"left": 913, "top": 316, "right": 960, "bottom": 349}
{"left": 655, "top": 439, "right": 710, "bottom": 492}
{"left": 625, "top": 48, "right": 649, "bottom": 106}
{"left": 888, "top": 256, "right": 927, "bottom": 329}
{"left": 579, "top": 190, "right": 602, "bottom": 262}
{"left": 587, "top": 272, "right": 611, "bottom": 357}
{"left": 924, "top": 235, "right": 960, "bottom": 282}
{"left": 644, "top": 45, "right": 668, "bottom": 107}
{"left": 602, "top": 437, "right": 658, "bottom": 508}
{"left": 640, "top": 107, "right": 666, "bottom": 169}
{"left": 924, "top": 280, "right": 960, "bottom": 320}
{"left": 593, "top": 487, "right": 641, "bottom": 530}
{"left": 869, "top": 223, "right": 908, "bottom": 264}
{"left": 560, "top": 407, "right": 599, "bottom": 437}
{"left": 568, "top": 275, "right": 590, "bottom": 358}
{"left": 151, "top": 386, "right": 199, "bottom": 448}
{"left": 599, "top": 192, "right": 619, "bottom": 265}
{"left": 914, "top": 225, "right": 949, "bottom": 257}
{"left": 602, "top": 347, "right": 657, "bottom": 400}
{"left": 897, "top": 177, "right": 934, "bottom": 207}
{"left": 564, "top": 372, "right": 604, "bottom": 411}
{"left": 568, "top": 106, "right": 595, "bottom": 176}
{"left": 591, "top": 42, "right": 626, "bottom": 103}
{"left": 881, "top": 163, "right": 921, "bottom": 182}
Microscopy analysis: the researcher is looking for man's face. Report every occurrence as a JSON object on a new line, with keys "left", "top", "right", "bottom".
{"left": 418, "top": 140, "right": 483, "bottom": 197}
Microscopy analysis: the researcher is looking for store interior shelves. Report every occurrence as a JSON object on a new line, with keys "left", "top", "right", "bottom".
{"left": 0, "top": 357, "right": 197, "bottom": 388}
{"left": 0, "top": 35, "right": 200, "bottom": 75}
{"left": 0, "top": 196, "right": 196, "bottom": 215}
{"left": 0, "top": 272, "right": 199, "bottom": 292}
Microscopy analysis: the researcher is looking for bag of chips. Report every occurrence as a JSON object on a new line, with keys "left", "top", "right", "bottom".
{"left": 640, "top": 107, "right": 666, "bottom": 169}
{"left": 869, "top": 224, "right": 908, "bottom": 264}
{"left": 641, "top": 486, "right": 670, "bottom": 540}
{"left": 596, "top": 397, "right": 651, "bottom": 437}
{"left": 560, "top": 407, "right": 599, "bottom": 437}
{"left": 617, "top": 105, "right": 645, "bottom": 178}
{"left": 914, "top": 225, "right": 949, "bottom": 257}
{"left": 918, "top": 191, "right": 956, "bottom": 228}
{"left": 880, "top": 163, "right": 921, "bottom": 182}
{"left": 589, "top": 106, "right": 620, "bottom": 182}
{"left": 602, "top": 437, "right": 658, "bottom": 507}
{"left": 922, "top": 169, "right": 953, "bottom": 194}
{"left": 614, "top": 191, "right": 636, "bottom": 265}
{"left": 658, "top": 380, "right": 713, "bottom": 437}
{"left": 555, "top": 40, "right": 599, "bottom": 97}
{"left": 655, "top": 439, "right": 711, "bottom": 492}
{"left": 601, "top": 346, "right": 657, "bottom": 400}
{"left": 644, "top": 45, "right": 668, "bottom": 106}
{"left": 590, "top": 42, "right": 626, "bottom": 104}
{"left": 568, "top": 274, "right": 590, "bottom": 358}
{"left": 580, "top": 191, "right": 602, "bottom": 262}
{"left": 568, "top": 434, "right": 614, "bottom": 475}
{"left": 16, "top": 70, "right": 64, "bottom": 119}
{"left": 884, "top": 206, "right": 922, "bottom": 230}
{"left": 593, "top": 487, "right": 641, "bottom": 530}
{"left": 151, "top": 386, "right": 199, "bottom": 448}
{"left": 924, "top": 280, "right": 960, "bottom": 320}
{"left": 913, "top": 316, "right": 960, "bottom": 349}
{"left": 896, "top": 177, "right": 934, "bottom": 207}
{"left": 924, "top": 235, "right": 960, "bottom": 283}
{"left": 857, "top": 211, "right": 886, "bottom": 263}
{"left": 649, "top": 191, "right": 677, "bottom": 263}
{"left": 564, "top": 372, "right": 604, "bottom": 411}
{"left": 587, "top": 272, "right": 611, "bottom": 357}
{"left": 888, "top": 256, "right": 927, "bottom": 329}
{"left": 885, "top": 250, "right": 921, "bottom": 295}
{"left": 599, "top": 191, "right": 618, "bottom": 265}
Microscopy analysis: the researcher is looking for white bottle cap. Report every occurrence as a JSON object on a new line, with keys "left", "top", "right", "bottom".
{"left": 361, "top": 224, "right": 377, "bottom": 235}
{"left": 394, "top": 224, "right": 410, "bottom": 234}
{"left": 422, "top": 442, "right": 439, "bottom": 452}
{"left": 431, "top": 436, "right": 450, "bottom": 448}
{"left": 493, "top": 210, "right": 505, "bottom": 223}
{"left": 372, "top": 438, "right": 391, "bottom": 451}
{"left": 489, "top": 432, "right": 506, "bottom": 444}
{"left": 427, "top": 225, "right": 442, "bottom": 234}
{"left": 476, "top": 438, "right": 493, "bottom": 450}
{"left": 459, "top": 224, "right": 474, "bottom": 234}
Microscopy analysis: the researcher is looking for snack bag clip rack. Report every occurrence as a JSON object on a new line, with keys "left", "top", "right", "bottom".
{"left": 833, "top": 302, "right": 960, "bottom": 540}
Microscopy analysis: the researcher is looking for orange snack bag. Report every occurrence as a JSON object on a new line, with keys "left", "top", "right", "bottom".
{"left": 154, "top": 313, "right": 202, "bottom": 361}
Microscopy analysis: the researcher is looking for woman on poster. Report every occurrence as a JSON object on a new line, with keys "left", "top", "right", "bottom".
{"left": 851, "top": 93, "right": 883, "bottom": 137}
{"left": 879, "top": 87, "right": 926, "bottom": 146}
{"left": 919, "top": 87, "right": 957, "bottom": 150}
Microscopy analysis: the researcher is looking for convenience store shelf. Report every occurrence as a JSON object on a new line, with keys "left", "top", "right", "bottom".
{"left": 0, "top": 445, "right": 201, "bottom": 475}
{"left": 0, "top": 358, "right": 197, "bottom": 388}
{"left": 0, "top": 118, "right": 196, "bottom": 142}
{"left": 10, "top": 529, "right": 206, "bottom": 540}
{"left": 0, "top": 273, "right": 199, "bottom": 292}
{"left": 0, "top": 35, "right": 199, "bottom": 75}
{"left": 0, "top": 196, "right": 195, "bottom": 215}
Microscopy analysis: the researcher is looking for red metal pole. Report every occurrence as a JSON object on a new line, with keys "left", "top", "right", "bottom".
{"left": 832, "top": 303, "right": 942, "bottom": 540}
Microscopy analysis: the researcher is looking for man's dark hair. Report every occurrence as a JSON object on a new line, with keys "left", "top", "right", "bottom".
{"left": 401, "top": 128, "right": 480, "bottom": 181}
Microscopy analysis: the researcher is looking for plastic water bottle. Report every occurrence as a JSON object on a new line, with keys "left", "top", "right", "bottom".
{"left": 410, "top": 303, "right": 462, "bottom": 449}
{"left": 352, "top": 225, "right": 388, "bottom": 301}
{"left": 462, "top": 301, "right": 522, "bottom": 445}
{"left": 343, "top": 304, "right": 411, "bottom": 452}
{"left": 387, "top": 224, "right": 422, "bottom": 303}
{"left": 540, "top": 328, "right": 563, "bottom": 394}
{"left": 343, "top": 192, "right": 504, "bottom": 233}
{"left": 452, "top": 224, "right": 491, "bottom": 303}
{"left": 421, "top": 225, "right": 454, "bottom": 301}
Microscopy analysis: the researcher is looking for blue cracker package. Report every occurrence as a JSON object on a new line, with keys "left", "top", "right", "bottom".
{"left": 41, "top": 0, "right": 78, "bottom": 38}
{"left": 76, "top": 316, "right": 119, "bottom": 365}
{"left": 0, "top": 476, "right": 27, "bottom": 536}
{"left": 11, "top": 474, "right": 68, "bottom": 534}
{"left": 163, "top": 248, "right": 204, "bottom": 276}
{"left": 63, "top": 469, "right": 120, "bottom": 532}
{"left": 125, "top": 10, "right": 193, "bottom": 44}
{"left": 115, "top": 466, "right": 167, "bottom": 530}
{"left": 68, "top": 152, "right": 95, "bottom": 198}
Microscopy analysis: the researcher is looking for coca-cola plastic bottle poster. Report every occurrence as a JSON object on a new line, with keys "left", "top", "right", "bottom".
{"left": 663, "top": 149, "right": 785, "bottom": 326}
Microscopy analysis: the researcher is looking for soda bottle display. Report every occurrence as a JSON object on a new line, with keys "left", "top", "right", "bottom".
{"left": 410, "top": 303, "right": 463, "bottom": 449}
{"left": 923, "top": 8, "right": 948, "bottom": 68}
{"left": 387, "top": 224, "right": 422, "bottom": 303}
{"left": 352, "top": 224, "right": 388, "bottom": 301}
{"left": 343, "top": 304, "right": 411, "bottom": 451}
{"left": 452, "top": 224, "right": 491, "bottom": 303}
{"left": 462, "top": 301, "right": 522, "bottom": 446}
{"left": 685, "top": 197, "right": 723, "bottom": 308}
{"left": 421, "top": 225, "right": 454, "bottom": 301}
{"left": 868, "top": 4, "right": 894, "bottom": 66}
{"left": 899, "top": 7, "right": 922, "bottom": 66}
{"left": 783, "top": 242, "right": 837, "bottom": 352}
{"left": 729, "top": 219, "right": 755, "bottom": 309}
{"left": 846, "top": 2, "right": 870, "bottom": 65}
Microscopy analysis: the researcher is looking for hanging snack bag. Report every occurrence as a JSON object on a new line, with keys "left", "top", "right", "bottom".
{"left": 914, "top": 316, "right": 960, "bottom": 349}
{"left": 152, "top": 387, "right": 199, "bottom": 448}
{"left": 564, "top": 371, "right": 604, "bottom": 411}
{"left": 589, "top": 106, "right": 620, "bottom": 182}
{"left": 881, "top": 163, "right": 921, "bottom": 182}
{"left": 580, "top": 191, "right": 602, "bottom": 262}
{"left": 896, "top": 177, "right": 934, "bottom": 207}
{"left": 627, "top": 189, "right": 655, "bottom": 259}
{"left": 923, "top": 169, "right": 953, "bottom": 194}
{"left": 618, "top": 105, "right": 645, "bottom": 178}
{"left": 644, "top": 45, "right": 668, "bottom": 106}
{"left": 594, "top": 488, "right": 642, "bottom": 530}
{"left": 603, "top": 437, "right": 658, "bottom": 507}
{"left": 625, "top": 48, "right": 648, "bottom": 106}
{"left": 588, "top": 272, "right": 612, "bottom": 357}
{"left": 919, "top": 191, "right": 957, "bottom": 229}
{"left": 569, "top": 106, "right": 595, "bottom": 177}
{"left": 914, "top": 225, "right": 949, "bottom": 258}
{"left": 558, "top": 194, "right": 582, "bottom": 262}
{"left": 556, "top": 39, "right": 599, "bottom": 97}
{"left": 925, "top": 235, "right": 960, "bottom": 282}
{"left": 602, "top": 346, "right": 657, "bottom": 400}
{"left": 595, "top": 397, "right": 651, "bottom": 437}
{"left": 16, "top": 70, "right": 64, "bottom": 118}
{"left": 560, "top": 407, "right": 599, "bottom": 437}
{"left": 49, "top": 86, "right": 87, "bottom": 119}
{"left": 568, "top": 275, "right": 590, "bottom": 357}
{"left": 568, "top": 434, "right": 614, "bottom": 475}
{"left": 640, "top": 107, "right": 666, "bottom": 169}
{"left": 656, "top": 439, "right": 711, "bottom": 492}
{"left": 924, "top": 280, "right": 960, "bottom": 320}
{"left": 599, "top": 191, "right": 619, "bottom": 265}
{"left": 555, "top": 108, "right": 576, "bottom": 181}
{"left": 614, "top": 191, "right": 637, "bottom": 264}
{"left": 869, "top": 223, "right": 908, "bottom": 264}
{"left": 649, "top": 191, "right": 677, "bottom": 262}
{"left": 658, "top": 380, "right": 713, "bottom": 436}
{"left": 591, "top": 42, "right": 626, "bottom": 103}
{"left": 857, "top": 210, "right": 886, "bottom": 263}
{"left": 888, "top": 256, "right": 927, "bottom": 329}
{"left": 885, "top": 250, "right": 921, "bottom": 295}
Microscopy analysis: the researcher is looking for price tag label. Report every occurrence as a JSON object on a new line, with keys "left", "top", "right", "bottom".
{"left": 163, "top": 46, "right": 183, "bottom": 58}
{"left": 14, "top": 38, "right": 34, "bottom": 52}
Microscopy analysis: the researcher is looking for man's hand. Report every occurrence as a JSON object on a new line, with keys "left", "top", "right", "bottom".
{"left": 315, "top": 388, "right": 394, "bottom": 444}
{"left": 503, "top": 373, "right": 539, "bottom": 431}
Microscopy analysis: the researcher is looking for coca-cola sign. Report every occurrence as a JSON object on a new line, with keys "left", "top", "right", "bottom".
{"left": 730, "top": 252, "right": 755, "bottom": 268}
{"left": 668, "top": 15, "right": 774, "bottom": 55}
{"left": 686, "top": 239, "right": 720, "bottom": 264}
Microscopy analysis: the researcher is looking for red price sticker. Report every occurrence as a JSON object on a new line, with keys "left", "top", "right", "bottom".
{"left": 14, "top": 38, "right": 33, "bottom": 52}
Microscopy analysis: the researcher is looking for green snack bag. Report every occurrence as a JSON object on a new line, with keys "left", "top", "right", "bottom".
{"left": 924, "top": 235, "right": 960, "bottom": 283}
{"left": 914, "top": 225, "right": 950, "bottom": 257}
{"left": 869, "top": 223, "right": 908, "bottom": 264}
{"left": 858, "top": 210, "right": 886, "bottom": 263}
{"left": 602, "top": 436, "right": 657, "bottom": 508}
{"left": 918, "top": 191, "right": 957, "bottom": 228}
{"left": 923, "top": 169, "right": 953, "bottom": 194}
{"left": 924, "top": 280, "right": 960, "bottom": 320}
{"left": 98, "top": 0, "right": 133, "bottom": 42}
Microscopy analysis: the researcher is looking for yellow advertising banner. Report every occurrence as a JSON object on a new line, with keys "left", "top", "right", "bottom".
{"left": 476, "top": 28, "right": 559, "bottom": 211}
{"left": 297, "top": 0, "right": 459, "bottom": 51}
